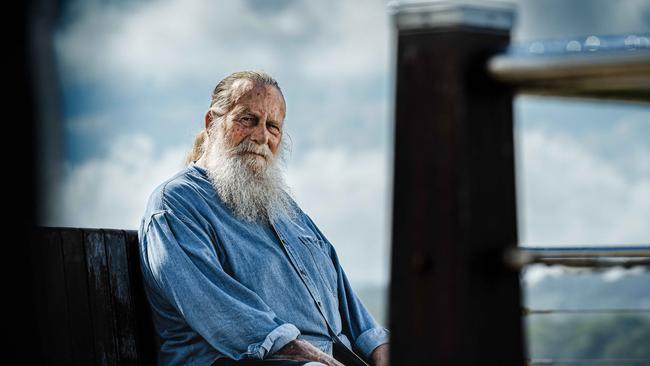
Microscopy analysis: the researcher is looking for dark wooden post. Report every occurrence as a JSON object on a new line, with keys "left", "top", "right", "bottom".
{"left": 9, "top": 0, "right": 48, "bottom": 362}
{"left": 389, "top": 3, "right": 525, "bottom": 365}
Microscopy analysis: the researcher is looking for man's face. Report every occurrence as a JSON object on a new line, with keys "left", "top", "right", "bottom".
{"left": 220, "top": 83, "right": 286, "bottom": 166}
{"left": 202, "top": 81, "right": 292, "bottom": 221}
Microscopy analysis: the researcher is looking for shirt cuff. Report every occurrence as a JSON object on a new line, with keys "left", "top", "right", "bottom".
{"left": 246, "top": 323, "right": 301, "bottom": 359}
{"left": 355, "top": 326, "right": 390, "bottom": 359}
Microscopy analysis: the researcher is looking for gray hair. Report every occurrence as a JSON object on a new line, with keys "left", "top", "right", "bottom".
{"left": 184, "top": 70, "right": 284, "bottom": 165}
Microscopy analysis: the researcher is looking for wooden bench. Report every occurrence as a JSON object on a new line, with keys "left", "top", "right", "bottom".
{"left": 31, "top": 226, "right": 157, "bottom": 365}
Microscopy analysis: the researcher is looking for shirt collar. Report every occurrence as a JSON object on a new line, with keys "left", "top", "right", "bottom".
{"left": 189, "top": 160, "right": 209, "bottom": 177}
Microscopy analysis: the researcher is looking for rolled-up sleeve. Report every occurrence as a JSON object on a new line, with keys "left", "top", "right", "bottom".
{"left": 141, "top": 209, "right": 300, "bottom": 360}
{"left": 354, "top": 326, "right": 390, "bottom": 359}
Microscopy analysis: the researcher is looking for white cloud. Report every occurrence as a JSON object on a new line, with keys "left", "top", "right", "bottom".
{"left": 65, "top": 110, "right": 118, "bottom": 136}
{"left": 583, "top": 113, "right": 650, "bottom": 181}
{"left": 522, "top": 265, "right": 567, "bottom": 286}
{"left": 287, "top": 147, "right": 391, "bottom": 286}
{"left": 296, "top": 1, "right": 392, "bottom": 83}
{"left": 602, "top": 266, "right": 646, "bottom": 282}
{"left": 517, "top": 126, "right": 650, "bottom": 246}
{"left": 55, "top": 0, "right": 393, "bottom": 165}
{"left": 42, "top": 134, "right": 187, "bottom": 230}
{"left": 55, "top": 0, "right": 390, "bottom": 88}
{"left": 522, "top": 265, "right": 648, "bottom": 288}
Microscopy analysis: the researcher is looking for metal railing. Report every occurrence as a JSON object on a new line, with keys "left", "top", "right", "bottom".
{"left": 390, "top": 2, "right": 649, "bottom": 365}
{"left": 489, "top": 29, "right": 650, "bottom": 366}
{"left": 488, "top": 34, "right": 650, "bottom": 102}
{"left": 506, "top": 246, "right": 650, "bottom": 269}
{"left": 511, "top": 246, "right": 650, "bottom": 366}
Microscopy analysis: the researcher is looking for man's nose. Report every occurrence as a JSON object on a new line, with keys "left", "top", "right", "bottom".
{"left": 249, "top": 120, "right": 270, "bottom": 145}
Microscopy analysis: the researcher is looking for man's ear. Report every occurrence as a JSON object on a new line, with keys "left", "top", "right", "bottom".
{"left": 204, "top": 111, "right": 212, "bottom": 130}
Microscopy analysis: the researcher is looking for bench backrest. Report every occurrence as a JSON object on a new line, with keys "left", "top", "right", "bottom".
{"left": 31, "top": 226, "right": 157, "bottom": 365}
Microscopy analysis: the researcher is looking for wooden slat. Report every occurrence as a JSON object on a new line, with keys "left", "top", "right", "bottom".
{"left": 18, "top": 231, "right": 42, "bottom": 363}
{"left": 61, "top": 228, "right": 97, "bottom": 365}
{"left": 125, "top": 229, "right": 157, "bottom": 365}
{"left": 29, "top": 228, "right": 49, "bottom": 364}
{"left": 85, "top": 229, "right": 119, "bottom": 366}
{"left": 30, "top": 227, "right": 73, "bottom": 364}
{"left": 28, "top": 227, "right": 156, "bottom": 365}
{"left": 104, "top": 229, "right": 140, "bottom": 365}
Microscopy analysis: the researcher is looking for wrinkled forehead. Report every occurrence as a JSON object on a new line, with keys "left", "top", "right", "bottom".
{"left": 230, "top": 82, "right": 286, "bottom": 121}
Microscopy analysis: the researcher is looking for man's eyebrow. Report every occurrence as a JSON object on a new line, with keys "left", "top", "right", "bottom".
{"left": 235, "top": 108, "right": 259, "bottom": 117}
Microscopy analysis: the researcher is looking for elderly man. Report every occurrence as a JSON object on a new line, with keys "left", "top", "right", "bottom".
{"left": 138, "top": 71, "right": 390, "bottom": 366}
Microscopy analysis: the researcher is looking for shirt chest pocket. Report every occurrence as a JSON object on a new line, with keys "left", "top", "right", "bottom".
{"left": 297, "top": 235, "right": 338, "bottom": 296}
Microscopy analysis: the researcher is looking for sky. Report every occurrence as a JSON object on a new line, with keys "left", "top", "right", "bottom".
{"left": 43, "top": 0, "right": 650, "bottom": 293}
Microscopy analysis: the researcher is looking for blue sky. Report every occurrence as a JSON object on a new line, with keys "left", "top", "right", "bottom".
{"left": 45, "top": 0, "right": 649, "bottom": 291}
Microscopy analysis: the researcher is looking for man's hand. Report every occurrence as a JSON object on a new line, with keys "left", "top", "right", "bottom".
{"left": 370, "top": 343, "right": 389, "bottom": 366}
{"left": 271, "top": 339, "right": 345, "bottom": 366}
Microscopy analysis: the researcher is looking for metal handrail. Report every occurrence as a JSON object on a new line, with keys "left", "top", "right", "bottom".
{"left": 488, "top": 34, "right": 650, "bottom": 102}
{"left": 529, "top": 359, "right": 650, "bottom": 365}
{"left": 505, "top": 246, "right": 650, "bottom": 269}
{"left": 522, "top": 307, "right": 650, "bottom": 316}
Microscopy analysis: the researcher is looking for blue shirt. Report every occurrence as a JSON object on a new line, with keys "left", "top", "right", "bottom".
{"left": 137, "top": 160, "right": 389, "bottom": 366}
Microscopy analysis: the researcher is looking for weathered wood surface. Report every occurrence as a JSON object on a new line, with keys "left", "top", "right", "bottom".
{"left": 389, "top": 25, "right": 525, "bottom": 366}
{"left": 30, "top": 227, "right": 156, "bottom": 365}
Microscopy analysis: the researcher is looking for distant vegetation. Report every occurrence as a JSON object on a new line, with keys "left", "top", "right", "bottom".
{"left": 355, "top": 268, "right": 650, "bottom": 361}
{"left": 523, "top": 268, "right": 650, "bottom": 309}
{"left": 524, "top": 268, "right": 650, "bottom": 361}
{"left": 527, "top": 315, "right": 650, "bottom": 359}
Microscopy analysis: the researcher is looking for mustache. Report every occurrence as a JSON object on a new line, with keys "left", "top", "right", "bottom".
{"left": 230, "top": 139, "right": 273, "bottom": 160}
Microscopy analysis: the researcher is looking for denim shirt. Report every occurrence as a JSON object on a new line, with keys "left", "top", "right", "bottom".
{"left": 137, "top": 161, "right": 389, "bottom": 366}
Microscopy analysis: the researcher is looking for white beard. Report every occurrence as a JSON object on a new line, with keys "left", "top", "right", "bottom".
{"left": 201, "top": 122, "right": 296, "bottom": 223}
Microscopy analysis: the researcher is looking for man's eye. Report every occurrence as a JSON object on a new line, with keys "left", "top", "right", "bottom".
{"left": 241, "top": 116, "right": 255, "bottom": 125}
